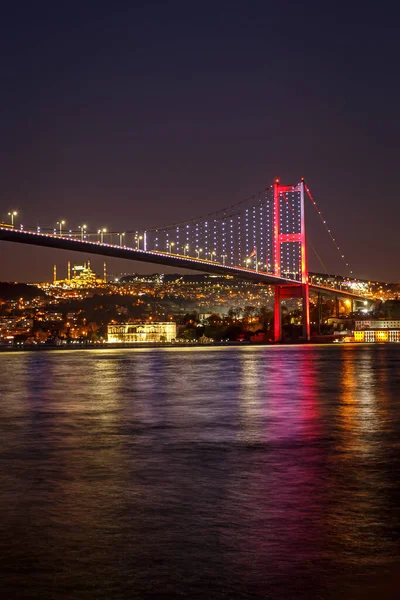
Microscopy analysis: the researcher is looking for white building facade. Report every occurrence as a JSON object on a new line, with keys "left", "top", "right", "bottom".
{"left": 108, "top": 321, "right": 176, "bottom": 343}
{"left": 353, "top": 319, "right": 400, "bottom": 343}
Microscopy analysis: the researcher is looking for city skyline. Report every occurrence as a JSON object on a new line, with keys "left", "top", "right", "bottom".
{"left": 1, "top": 2, "right": 399, "bottom": 282}
{"left": 2, "top": 6, "right": 400, "bottom": 600}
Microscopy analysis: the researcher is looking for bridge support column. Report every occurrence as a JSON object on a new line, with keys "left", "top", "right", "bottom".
{"left": 274, "top": 285, "right": 281, "bottom": 342}
{"left": 302, "top": 283, "right": 310, "bottom": 341}
{"left": 273, "top": 283, "right": 310, "bottom": 342}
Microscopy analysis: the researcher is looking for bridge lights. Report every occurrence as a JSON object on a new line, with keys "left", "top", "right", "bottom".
{"left": 221, "top": 254, "right": 227, "bottom": 266}
{"left": 183, "top": 244, "right": 189, "bottom": 256}
{"left": 57, "top": 220, "right": 66, "bottom": 236}
{"left": 168, "top": 241, "right": 175, "bottom": 254}
{"left": 135, "top": 234, "right": 143, "bottom": 249}
{"left": 79, "top": 224, "right": 87, "bottom": 241}
{"left": 195, "top": 248, "right": 203, "bottom": 259}
{"left": 209, "top": 250, "right": 216, "bottom": 261}
{"left": 8, "top": 211, "right": 18, "bottom": 227}
{"left": 98, "top": 228, "right": 107, "bottom": 243}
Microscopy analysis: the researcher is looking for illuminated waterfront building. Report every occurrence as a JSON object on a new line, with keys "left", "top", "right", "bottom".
{"left": 353, "top": 319, "right": 400, "bottom": 343}
{"left": 107, "top": 321, "right": 176, "bottom": 343}
{"left": 354, "top": 320, "right": 400, "bottom": 329}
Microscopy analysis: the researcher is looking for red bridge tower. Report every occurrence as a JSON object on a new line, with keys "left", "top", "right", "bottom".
{"left": 273, "top": 178, "right": 310, "bottom": 342}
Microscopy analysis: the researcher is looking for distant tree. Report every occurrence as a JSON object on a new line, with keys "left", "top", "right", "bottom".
{"left": 181, "top": 328, "right": 197, "bottom": 341}
{"left": 243, "top": 305, "right": 257, "bottom": 321}
{"left": 207, "top": 313, "right": 222, "bottom": 326}
{"left": 183, "top": 311, "right": 199, "bottom": 324}
{"left": 224, "top": 323, "right": 244, "bottom": 341}
{"left": 203, "top": 325, "right": 223, "bottom": 340}
{"left": 257, "top": 306, "right": 273, "bottom": 329}
{"left": 228, "top": 308, "right": 239, "bottom": 321}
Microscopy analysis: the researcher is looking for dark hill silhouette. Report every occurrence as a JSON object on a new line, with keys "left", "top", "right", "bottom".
{"left": 0, "top": 282, "right": 46, "bottom": 300}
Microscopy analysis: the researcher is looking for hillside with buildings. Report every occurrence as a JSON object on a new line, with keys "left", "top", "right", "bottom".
{"left": 1, "top": 261, "right": 400, "bottom": 346}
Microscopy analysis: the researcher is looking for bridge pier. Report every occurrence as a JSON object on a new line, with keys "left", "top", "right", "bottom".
{"left": 273, "top": 283, "right": 310, "bottom": 342}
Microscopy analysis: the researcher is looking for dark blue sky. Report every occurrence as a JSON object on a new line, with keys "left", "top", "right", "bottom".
{"left": 1, "top": 1, "right": 399, "bottom": 282}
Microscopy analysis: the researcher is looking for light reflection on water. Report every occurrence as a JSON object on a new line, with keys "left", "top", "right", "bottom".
{"left": 0, "top": 345, "right": 399, "bottom": 599}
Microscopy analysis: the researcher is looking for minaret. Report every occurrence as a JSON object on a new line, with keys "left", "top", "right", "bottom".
{"left": 103, "top": 261, "right": 107, "bottom": 283}
{"left": 67, "top": 261, "right": 71, "bottom": 281}
{"left": 53, "top": 264, "right": 57, "bottom": 284}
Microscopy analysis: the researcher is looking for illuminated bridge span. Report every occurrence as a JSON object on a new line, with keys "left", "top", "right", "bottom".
{"left": 0, "top": 179, "right": 368, "bottom": 341}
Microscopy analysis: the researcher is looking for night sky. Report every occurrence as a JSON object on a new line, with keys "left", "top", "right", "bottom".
{"left": 1, "top": 1, "right": 399, "bottom": 282}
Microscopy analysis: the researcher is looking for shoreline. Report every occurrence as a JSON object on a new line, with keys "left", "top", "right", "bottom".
{"left": 1, "top": 339, "right": 398, "bottom": 352}
{"left": 0, "top": 341, "right": 254, "bottom": 352}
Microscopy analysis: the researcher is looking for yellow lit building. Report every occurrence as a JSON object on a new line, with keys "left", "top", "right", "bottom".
{"left": 353, "top": 330, "right": 400, "bottom": 343}
{"left": 355, "top": 320, "right": 400, "bottom": 329}
{"left": 51, "top": 260, "right": 106, "bottom": 288}
{"left": 353, "top": 320, "right": 400, "bottom": 342}
{"left": 107, "top": 321, "right": 176, "bottom": 343}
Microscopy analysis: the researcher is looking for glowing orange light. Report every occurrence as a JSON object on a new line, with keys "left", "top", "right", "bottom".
{"left": 376, "top": 331, "right": 388, "bottom": 342}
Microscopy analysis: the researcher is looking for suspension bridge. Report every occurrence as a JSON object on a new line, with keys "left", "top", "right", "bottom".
{"left": 0, "top": 178, "right": 370, "bottom": 341}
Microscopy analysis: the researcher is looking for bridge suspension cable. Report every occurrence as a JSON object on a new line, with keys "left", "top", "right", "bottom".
{"left": 12, "top": 178, "right": 358, "bottom": 286}
{"left": 278, "top": 188, "right": 331, "bottom": 277}
{"left": 117, "top": 181, "right": 308, "bottom": 282}
{"left": 130, "top": 185, "right": 274, "bottom": 232}
{"left": 304, "top": 183, "right": 354, "bottom": 276}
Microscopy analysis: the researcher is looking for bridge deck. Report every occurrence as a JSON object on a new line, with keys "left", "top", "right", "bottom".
{"left": 0, "top": 227, "right": 368, "bottom": 300}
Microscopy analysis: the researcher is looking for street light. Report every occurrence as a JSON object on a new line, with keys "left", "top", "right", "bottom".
{"left": 244, "top": 258, "right": 251, "bottom": 267}
{"left": 135, "top": 234, "right": 143, "bottom": 249}
{"left": 79, "top": 224, "right": 87, "bottom": 241}
{"left": 221, "top": 254, "right": 227, "bottom": 266}
{"left": 98, "top": 228, "right": 107, "bottom": 243}
{"left": 209, "top": 250, "right": 216, "bottom": 261}
{"left": 119, "top": 232, "right": 126, "bottom": 246}
{"left": 183, "top": 244, "right": 189, "bottom": 256}
{"left": 168, "top": 241, "right": 175, "bottom": 254}
{"left": 57, "top": 220, "right": 66, "bottom": 235}
{"left": 8, "top": 211, "right": 17, "bottom": 227}
{"left": 195, "top": 248, "right": 203, "bottom": 259}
